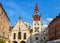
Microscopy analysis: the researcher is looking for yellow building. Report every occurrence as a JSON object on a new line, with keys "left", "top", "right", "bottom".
{"left": 0, "top": 3, "right": 10, "bottom": 43}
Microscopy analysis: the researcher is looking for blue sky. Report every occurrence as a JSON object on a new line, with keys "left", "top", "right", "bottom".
{"left": 0, "top": 0, "right": 60, "bottom": 27}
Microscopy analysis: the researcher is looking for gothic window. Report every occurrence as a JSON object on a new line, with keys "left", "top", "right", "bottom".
{"left": 24, "top": 33, "right": 26, "bottom": 39}
{"left": 13, "top": 33, "right": 16, "bottom": 39}
{"left": 18, "top": 32, "right": 21, "bottom": 39}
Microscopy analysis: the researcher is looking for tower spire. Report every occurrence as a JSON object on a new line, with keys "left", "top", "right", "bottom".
{"left": 35, "top": 3, "right": 39, "bottom": 13}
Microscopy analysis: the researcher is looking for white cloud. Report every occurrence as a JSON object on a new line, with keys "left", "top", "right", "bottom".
{"left": 47, "top": 18, "right": 53, "bottom": 21}
{"left": 43, "top": 24, "right": 48, "bottom": 28}
{"left": 24, "top": 22, "right": 29, "bottom": 26}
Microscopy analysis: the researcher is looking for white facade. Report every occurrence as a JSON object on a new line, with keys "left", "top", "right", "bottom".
{"left": 32, "top": 16, "right": 42, "bottom": 43}
{"left": 32, "top": 3, "right": 43, "bottom": 43}
{"left": 33, "top": 20, "right": 42, "bottom": 33}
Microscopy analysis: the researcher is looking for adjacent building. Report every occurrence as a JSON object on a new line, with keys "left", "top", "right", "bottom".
{"left": 48, "top": 14, "right": 60, "bottom": 42}
{"left": 0, "top": 3, "right": 10, "bottom": 43}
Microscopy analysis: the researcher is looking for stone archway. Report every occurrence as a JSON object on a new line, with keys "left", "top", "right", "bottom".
{"left": 13, "top": 41, "right": 17, "bottom": 43}
{"left": 20, "top": 41, "right": 26, "bottom": 43}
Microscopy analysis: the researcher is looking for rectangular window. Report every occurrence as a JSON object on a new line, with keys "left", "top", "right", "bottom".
{"left": 24, "top": 33, "right": 26, "bottom": 39}
{"left": 13, "top": 33, "right": 16, "bottom": 39}
{"left": 18, "top": 32, "right": 21, "bottom": 39}
{"left": 36, "top": 37, "right": 38, "bottom": 40}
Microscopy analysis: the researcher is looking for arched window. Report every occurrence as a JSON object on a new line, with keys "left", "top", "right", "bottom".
{"left": 24, "top": 33, "right": 26, "bottom": 39}
{"left": 13, "top": 33, "right": 16, "bottom": 39}
{"left": 18, "top": 32, "right": 21, "bottom": 39}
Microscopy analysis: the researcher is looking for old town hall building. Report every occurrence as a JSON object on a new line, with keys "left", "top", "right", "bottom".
{"left": 9, "top": 3, "right": 43, "bottom": 43}
{"left": 1, "top": 2, "right": 60, "bottom": 43}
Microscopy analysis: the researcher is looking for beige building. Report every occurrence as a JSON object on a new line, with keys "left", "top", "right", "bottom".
{"left": 0, "top": 3, "right": 10, "bottom": 43}
{"left": 9, "top": 18, "right": 30, "bottom": 43}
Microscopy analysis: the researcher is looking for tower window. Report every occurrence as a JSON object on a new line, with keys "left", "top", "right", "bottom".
{"left": 34, "top": 23, "right": 39, "bottom": 25}
{"left": 44, "top": 37, "right": 45, "bottom": 40}
{"left": 24, "top": 33, "right": 26, "bottom": 39}
{"left": 18, "top": 32, "right": 21, "bottom": 39}
{"left": 35, "top": 27, "right": 39, "bottom": 29}
{"left": 34, "top": 23, "right": 36, "bottom": 25}
{"left": 38, "top": 24, "right": 39, "bottom": 25}
{"left": 36, "top": 37, "right": 38, "bottom": 40}
{"left": 13, "top": 33, "right": 16, "bottom": 39}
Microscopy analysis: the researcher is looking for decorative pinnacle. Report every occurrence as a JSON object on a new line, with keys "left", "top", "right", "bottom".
{"left": 35, "top": 3, "right": 39, "bottom": 13}
{"left": 19, "top": 17, "right": 21, "bottom": 20}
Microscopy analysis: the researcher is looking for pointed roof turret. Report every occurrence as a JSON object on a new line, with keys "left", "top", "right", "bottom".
{"left": 35, "top": 3, "right": 39, "bottom": 13}
{"left": 33, "top": 3, "right": 40, "bottom": 21}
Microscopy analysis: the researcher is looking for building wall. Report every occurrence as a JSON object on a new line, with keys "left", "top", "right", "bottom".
{"left": 48, "top": 15, "right": 60, "bottom": 41}
{"left": 0, "top": 4, "right": 10, "bottom": 43}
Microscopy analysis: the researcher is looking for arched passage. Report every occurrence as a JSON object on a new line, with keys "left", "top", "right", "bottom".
{"left": 13, "top": 41, "right": 17, "bottom": 43}
{"left": 20, "top": 41, "right": 26, "bottom": 43}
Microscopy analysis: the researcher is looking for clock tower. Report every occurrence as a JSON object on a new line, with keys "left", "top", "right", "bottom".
{"left": 33, "top": 3, "right": 42, "bottom": 34}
